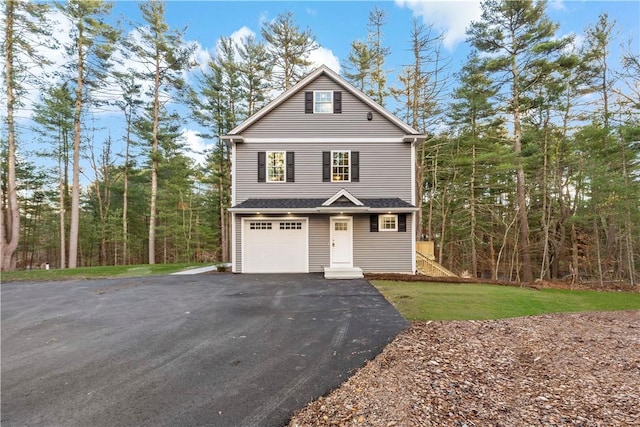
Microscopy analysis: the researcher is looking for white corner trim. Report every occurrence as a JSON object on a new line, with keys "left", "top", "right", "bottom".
{"left": 322, "top": 188, "right": 364, "bottom": 207}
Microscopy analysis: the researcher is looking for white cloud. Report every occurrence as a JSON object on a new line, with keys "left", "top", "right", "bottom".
{"left": 549, "top": 0, "right": 566, "bottom": 11}
{"left": 181, "top": 129, "right": 212, "bottom": 166}
{"left": 308, "top": 46, "right": 340, "bottom": 73}
{"left": 395, "top": 0, "right": 482, "bottom": 50}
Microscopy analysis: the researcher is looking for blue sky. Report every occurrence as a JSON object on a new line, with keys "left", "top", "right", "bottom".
{"left": 109, "top": 0, "right": 639, "bottom": 163}
{"left": 12, "top": 1, "right": 640, "bottom": 177}
{"left": 110, "top": 0, "right": 640, "bottom": 77}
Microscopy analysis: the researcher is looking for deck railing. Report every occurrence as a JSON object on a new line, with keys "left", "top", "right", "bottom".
{"left": 415, "top": 248, "right": 457, "bottom": 277}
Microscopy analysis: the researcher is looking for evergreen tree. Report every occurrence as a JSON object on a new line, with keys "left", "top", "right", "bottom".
{"left": 32, "top": 83, "right": 75, "bottom": 268}
{"left": 237, "top": 35, "right": 272, "bottom": 117}
{"left": 128, "top": 0, "right": 196, "bottom": 264}
{"left": 366, "top": 6, "right": 391, "bottom": 106}
{"left": 1, "top": 0, "right": 51, "bottom": 271}
{"left": 343, "top": 40, "right": 374, "bottom": 92}
{"left": 467, "top": 0, "right": 571, "bottom": 282}
{"left": 57, "top": 0, "right": 119, "bottom": 268}
{"left": 261, "top": 11, "right": 317, "bottom": 91}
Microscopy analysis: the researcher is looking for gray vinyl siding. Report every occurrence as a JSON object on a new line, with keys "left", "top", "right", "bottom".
{"left": 242, "top": 75, "right": 406, "bottom": 138}
{"left": 235, "top": 140, "right": 412, "bottom": 203}
{"left": 309, "top": 215, "right": 330, "bottom": 272}
{"left": 353, "top": 215, "right": 414, "bottom": 273}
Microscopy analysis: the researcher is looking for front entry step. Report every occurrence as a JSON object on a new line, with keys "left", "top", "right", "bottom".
{"left": 323, "top": 266, "right": 364, "bottom": 279}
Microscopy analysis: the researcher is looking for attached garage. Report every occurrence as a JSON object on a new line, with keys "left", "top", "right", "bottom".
{"left": 242, "top": 218, "right": 309, "bottom": 273}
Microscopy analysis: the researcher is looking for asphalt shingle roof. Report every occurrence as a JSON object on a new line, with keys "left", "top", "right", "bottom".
{"left": 232, "top": 198, "right": 415, "bottom": 210}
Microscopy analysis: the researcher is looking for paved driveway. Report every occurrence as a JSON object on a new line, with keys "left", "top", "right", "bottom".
{"left": 1, "top": 273, "right": 407, "bottom": 427}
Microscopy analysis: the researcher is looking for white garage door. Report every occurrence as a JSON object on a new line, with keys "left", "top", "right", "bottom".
{"left": 242, "top": 218, "right": 308, "bottom": 273}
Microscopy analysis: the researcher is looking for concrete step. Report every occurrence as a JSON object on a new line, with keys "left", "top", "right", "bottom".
{"left": 323, "top": 266, "right": 364, "bottom": 279}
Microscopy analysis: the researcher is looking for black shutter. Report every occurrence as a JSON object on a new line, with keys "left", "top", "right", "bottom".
{"left": 257, "top": 151, "right": 266, "bottom": 182}
{"left": 333, "top": 91, "right": 342, "bottom": 113}
{"left": 286, "top": 152, "right": 295, "bottom": 182}
{"left": 398, "top": 214, "right": 407, "bottom": 232}
{"left": 322, "top": 151, "right": 331, "bottom": 182}
{"left": 351, "top": 151, "right": 359, "bottom": 182}
{"left": 370, "top": 215, "right": 379, "bottom": 232}
{"left": 305, "top": 91, "right": 313, "bottom": 113}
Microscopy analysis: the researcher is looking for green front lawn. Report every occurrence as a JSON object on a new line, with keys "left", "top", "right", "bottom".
{"left": 372, "top": 280, "right": 640, "bottom": 321}
{"left": 1, "top": 263, "right": 210, "bottom": 283}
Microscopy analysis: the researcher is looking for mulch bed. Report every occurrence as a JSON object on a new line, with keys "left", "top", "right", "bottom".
{"left": 288, "top": 310, "right": 640, "bottom": 426}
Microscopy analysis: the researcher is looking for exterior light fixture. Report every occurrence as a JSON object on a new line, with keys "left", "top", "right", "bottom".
{"left": 367, "top": 111, "right": 373, "bottom": 121}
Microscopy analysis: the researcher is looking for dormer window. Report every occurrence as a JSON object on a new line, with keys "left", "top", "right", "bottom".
{"left": 305, "top": 91, "right": 342, "bottom": 114}
{"left": 314, "top": 91, "right": 333, "bottom": 113}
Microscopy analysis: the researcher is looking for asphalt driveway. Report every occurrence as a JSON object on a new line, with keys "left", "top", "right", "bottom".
{"left": 1, "top": 273, "right": 407, "bottom": 427}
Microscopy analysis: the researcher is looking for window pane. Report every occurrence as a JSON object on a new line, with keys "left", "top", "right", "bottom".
{"left": 380, "top": 215, "right": 397, "bottom": 231}
{"left": 267, "top": 152, "right": 285, "bottom": 182}
{"left": 332, "top": 151, "right": 350, "bottom": 181}
{"left": 314, "top": 91, "right": 332, "bottom": 113}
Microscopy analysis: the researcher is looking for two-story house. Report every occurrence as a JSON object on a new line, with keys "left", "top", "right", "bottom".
{"left": 221, "top": 65, "right": 425, "bottom": 279}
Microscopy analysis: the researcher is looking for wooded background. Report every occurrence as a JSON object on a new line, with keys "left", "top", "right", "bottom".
{"left": 2, "top": 0, "right": 638, "bottom": 286}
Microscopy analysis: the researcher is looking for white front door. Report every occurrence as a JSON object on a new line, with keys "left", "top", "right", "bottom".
{"left": 330, "top": 217, "right": 353, "bottom": 267}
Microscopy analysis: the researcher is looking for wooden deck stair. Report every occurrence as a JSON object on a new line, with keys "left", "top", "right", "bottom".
{"left": 416, "top": 242, "right": 458, "bottom": 278}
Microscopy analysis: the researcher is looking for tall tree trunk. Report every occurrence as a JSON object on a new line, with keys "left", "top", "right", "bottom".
{"left": 59, "top": 143, "right": 66, "bottom": 269}
{"left": 1, "top": 1, "right": 20, "bottom": 271}
{"left": 148, "top": 53, "right": 161, "bottom": 265}
{"left": 68, "top": 29, "right": 84, "bottom": 269}
{"left": 123, "top": 121, "right": 130, "bottom": 265}
{"left": 511, "top": 56, "right": 533, "bottom": 282}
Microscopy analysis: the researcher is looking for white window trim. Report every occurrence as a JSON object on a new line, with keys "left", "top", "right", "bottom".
{"left": 379, "top": 214, "right": 398, "bottom": 232}
{"left": 331, "top": 150, "right": 351, "bottom": 183}
{"left": 266, "top": 150, "right": 286, "bottom": 183}
{"left": 313, "top": 90, "right": 333, "bottom": 114}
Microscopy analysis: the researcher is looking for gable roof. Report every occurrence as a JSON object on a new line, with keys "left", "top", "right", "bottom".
{"left": 224, "top": 65, "right": 423, "bottom": 137}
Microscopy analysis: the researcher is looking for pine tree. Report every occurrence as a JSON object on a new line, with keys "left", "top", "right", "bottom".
{"left": 261, "top": 11, "right": 317, "bottom": 91}
{"left": 449, "top": 52, "right": 501, "bottom": 277}
{"left": 57, "top": 0, "right": 119, "bottom": 268}
{"left": 128, "top": 0, "right": 196, "bottom": 264}
{"left": 237, "top": 35, "right": 272, "bottom": 117}
{"left": 2, "top": 0, "right": 51, "bottom": 271}
{"left": 344, "top": 41, "right": 374, "bottom": 92}
{"left": 467, "top": 0, "right": 571, "bottom": 282}
{"left": 32, "top": 83, "right": 75, "bottom": 269}
{"left": 366, "top": 6, "right": 391, "bottom": 106}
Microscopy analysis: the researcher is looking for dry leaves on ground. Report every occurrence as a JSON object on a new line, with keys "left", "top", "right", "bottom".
{"left": 289, "top": 311, "right": 640, "bottom": 427}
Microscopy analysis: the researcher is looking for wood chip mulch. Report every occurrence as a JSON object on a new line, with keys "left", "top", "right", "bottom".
{"left": 289, "top": 310, "right": 640, "bottom": 427}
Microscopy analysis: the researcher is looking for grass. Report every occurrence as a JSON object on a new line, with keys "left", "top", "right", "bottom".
{"left": 372, "top": 280, "right": 640, "bottom": 321}
{"left": 1, "top": 263, "right": 212, "bottom": 283}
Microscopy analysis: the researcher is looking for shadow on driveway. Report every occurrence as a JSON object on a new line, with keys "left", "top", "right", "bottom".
{"left": 1, "top": 273, "right": 407, "bottom": 427}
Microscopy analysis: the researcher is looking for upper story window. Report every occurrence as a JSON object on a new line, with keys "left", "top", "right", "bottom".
{"left": 267, "top": 151, "right": 286, "bottom": 182}
{"left": 305, "top": 91, "right": 342, "bottom": 114}
{"left": 322, "top": 150, "right": 359, "bottom": 183}
{"left": 314, "top": 91, "right": 333, "bottom": 113}
{"left": 332, "top": 150, "right": 350, "bottom": 182}
{"left": 258, "top": 151, "right": 294, "bottom": 183}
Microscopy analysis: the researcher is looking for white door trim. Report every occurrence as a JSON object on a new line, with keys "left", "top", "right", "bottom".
{"left": 330, "top": 216, "right": 353, "bottom": 268}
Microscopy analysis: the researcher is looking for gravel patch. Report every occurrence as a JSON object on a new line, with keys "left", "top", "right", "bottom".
{"left": 289, "top": 310, "right": 640, "bottom": 426}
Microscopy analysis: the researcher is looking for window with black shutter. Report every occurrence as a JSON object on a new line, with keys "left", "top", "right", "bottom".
{"left": 305, "top": 91, "right": 313, "bottom": 113}
{"left": 370, "top": 215, "right": 379, "bottom": 232}
{"left": 286, "top": 152, "right": 295, "bottom": 182}
{"left": 351, "top": 151, "right": 359, "bottom": 182}
{"left": 257, "top": 152, "right": 266, "bottom": 182}
{"left": 322, "top": 151, "right": 331, "bottom": 182}
{"left": 333, "top": 91, "right": 342, "bottom": 113}
{"left": 398, "top": 214, "right": 407, "bottom": 232}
